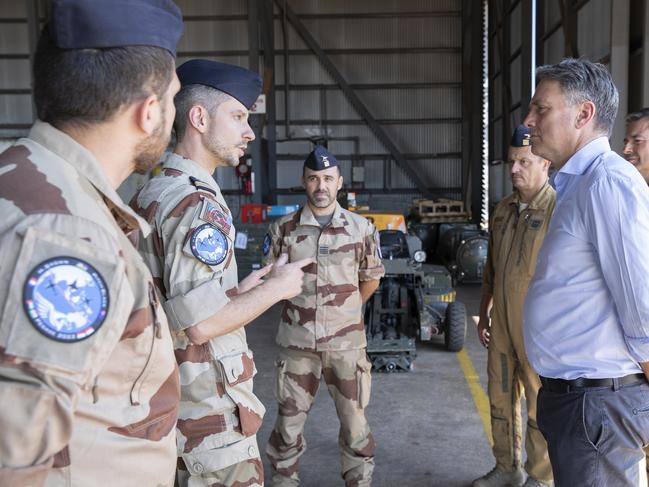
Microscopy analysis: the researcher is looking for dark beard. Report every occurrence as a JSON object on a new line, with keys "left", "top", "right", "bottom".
{"left": 133, "top": 116, "right": 170, "bottom": 173}
{"left": 307, "top": 191, "right": 333, "bottom": 208}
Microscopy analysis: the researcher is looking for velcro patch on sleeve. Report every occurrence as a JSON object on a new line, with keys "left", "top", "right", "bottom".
{"left": 189, "top": 223, "right": 229, "bottom": 266}
{"left": 23, "top": 256, "right": 109, "bottom": 343}
{"left": 200, "top": 199, "right": 231, "bottom": 235}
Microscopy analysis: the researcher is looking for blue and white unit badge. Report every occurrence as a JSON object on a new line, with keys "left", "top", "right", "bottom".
{"left": 191, "top": 223, "right": 228, "bottom": 265}
{"left": 262, "top": 234, "right": 271, "bottom": 256}
{"left": 23, "top": 257, "right": 109, "bottom": 342}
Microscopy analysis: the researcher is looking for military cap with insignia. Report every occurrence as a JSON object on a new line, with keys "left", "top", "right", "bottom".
{"left": 48, "top": 0, "right": 183, "bottom": 55}
{"left": 511, "top": 124, "right": 531, "bottom": 147}
{"left": 304, "top": 145, "right": 338, "bottom": 171}
{"left": 176, "top": 59, "right": 263, "bottom": 109}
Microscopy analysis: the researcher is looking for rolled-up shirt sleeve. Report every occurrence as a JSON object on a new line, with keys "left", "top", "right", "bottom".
{"left": 163, "top": 277, "right": 230, "bottom": 332}
{"left": 262, "top": 221, "right": 283, "bottom": 267}
{"left": 588, "top": 176, "right": 649, "bottom": 363}
{"left": 160, "top": 199, "right": 230, "bottom": 332}
{"left": 359, "top": 224, "right": 385, "bottom": 282}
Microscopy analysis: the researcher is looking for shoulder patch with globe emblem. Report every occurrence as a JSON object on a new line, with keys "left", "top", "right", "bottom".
{"left": 190, "top": 223, "right": 229, "bottom": 266}
{"left": 22, "top": 256, "right": 109, "bottom": 342}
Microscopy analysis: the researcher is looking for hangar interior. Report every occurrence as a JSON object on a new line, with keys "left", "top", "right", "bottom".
{"left": 0, "top": 1, "right": 646, "bottom": 485}
{"left": 2, "top": 0, "right": 645, "bottom": 217}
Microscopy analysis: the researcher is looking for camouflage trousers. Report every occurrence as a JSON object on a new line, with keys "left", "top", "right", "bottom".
{"left": 266, "top": 347, "right": 375, "bottom": 487}
{"left": 176, "top": 456, "right": 264, "bottom": 487}
{"left": 487, "top": 313, "right": 552, "bottom": 483}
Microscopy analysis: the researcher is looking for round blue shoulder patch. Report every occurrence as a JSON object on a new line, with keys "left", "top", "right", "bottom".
{"left": 191, "top": 223, "right": 229, "bottom": 266}
{"left": 262, "top": 234, "right": 271, "bottom": 256}
{"left": 23, "top": 256, "right": 109, "bottom": 343}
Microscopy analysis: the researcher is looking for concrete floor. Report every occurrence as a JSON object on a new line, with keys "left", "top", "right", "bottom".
{"left": 247, "top": 283, "right": 494, "bottom": 487}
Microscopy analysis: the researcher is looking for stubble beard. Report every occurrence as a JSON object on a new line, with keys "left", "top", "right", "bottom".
{"left": 205, "top": 133, "right": 242, "bottom": 168}
{"left": 133, "top": 115, "right": 170, "bottom": 174}
{"left": 307, "top": 190, "right": 334, "bottom": 208}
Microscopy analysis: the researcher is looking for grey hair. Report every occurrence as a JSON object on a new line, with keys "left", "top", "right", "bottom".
{"left": 173, "top": 84, "right": 231, "bottom": 141}
{"left": 626, "top": 108, "right": 649, "bottom": 124}
{"left": 536, "top": 58, "right": 619, "bottom": 136}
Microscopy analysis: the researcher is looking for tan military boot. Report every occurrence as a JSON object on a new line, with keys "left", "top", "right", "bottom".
{"left": 522, "top": 478, "right": 553, "bottom": 487}
{"left": 472, "top": 466, "right": 526, "bottom": 487}
{"left": 270, "top": 474, "right": 300, "bottom": 487}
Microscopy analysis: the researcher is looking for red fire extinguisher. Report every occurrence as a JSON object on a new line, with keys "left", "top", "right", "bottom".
{"left": 236, "top": 159, "right": 254, "bottom": 194}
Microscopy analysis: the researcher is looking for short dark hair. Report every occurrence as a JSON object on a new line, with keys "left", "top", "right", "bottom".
{"left": 173, "top": 85, "right": 231, "bottom": 141}
{"left": 33, "top": 26, "right": 174, "bottom": 128}
{"left": 626, "top": 108, "right": 649, "bottom": 124}
{"left": 536, "top": 58, "right": 619, "bottom": 136}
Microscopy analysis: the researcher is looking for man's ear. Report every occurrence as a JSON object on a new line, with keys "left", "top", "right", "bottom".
{"left": 337, "top": 174, "right": 344, "bottom": 191}
{"left": 134, "top": 93, "right": 160, "bottom": 135}
{"left": 543, "top": 159, "right": 551, "bottom": 171}
{"left": 575, "top": 100, "right": 596, "bottom": 129}
{"left": 188, "top": 105, "right": 208, "bottom": 134}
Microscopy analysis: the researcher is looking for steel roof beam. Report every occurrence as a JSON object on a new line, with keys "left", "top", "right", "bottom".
{"left": 274, "top": 0, "right": 433, "bottom": 197}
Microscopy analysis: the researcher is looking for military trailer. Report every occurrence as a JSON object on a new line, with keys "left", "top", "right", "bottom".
{"left": 364, "top": 228, "right": 468, "bottom": 372}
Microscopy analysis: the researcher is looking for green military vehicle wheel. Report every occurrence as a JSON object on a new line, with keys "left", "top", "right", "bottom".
{"left": 444, "top": 301, "right": 467, "bottom": 352}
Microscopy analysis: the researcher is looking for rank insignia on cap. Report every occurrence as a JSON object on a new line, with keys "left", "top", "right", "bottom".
{"left": 511, "top": 124, "right": 531, "bottom": 148}
{"left": 22, "top": 257, "right": 109, "bottom": 343}
{"left": 262, "top": 234, "right": 271, "bottom": 256}
{"left": 191, "top": 223, "right": 229, "bottom": 266}
{"left": 304, "top": 145, "right": 338, "bottom": 171}
{"left": 201, "top": 200, "right": 231, "bottom": 235}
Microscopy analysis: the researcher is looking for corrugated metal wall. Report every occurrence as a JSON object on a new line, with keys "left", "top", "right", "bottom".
{"left": 273, "top": 0, "right": 463, "bottom": 210}
{"left": 0, "top": 0, "right": 465, "bottom": 215}
{"left": 0, "top": 0, "right": 38, "bottom": 140}
{"left": 487, "top": 0, "right": 633, "bottom": 204}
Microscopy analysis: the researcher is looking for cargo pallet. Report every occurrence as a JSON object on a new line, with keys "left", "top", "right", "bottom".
{"left": 412, "top": 198, "right": 471, "bottom": 223}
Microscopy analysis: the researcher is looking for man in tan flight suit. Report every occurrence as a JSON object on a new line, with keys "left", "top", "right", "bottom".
{"left": 472, "top": 126, "right": 555, "bottom": 487}
{"left": 0, "top": 1, "right": 184, "bottom": 486}
{"left": 264, "top": 146, "right": 385, "bottom": 487}
{"left": 132, "top": 59, "right": 312, "bottom": 487}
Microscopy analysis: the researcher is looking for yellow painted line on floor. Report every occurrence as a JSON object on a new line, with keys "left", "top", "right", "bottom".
{"left": 456, "top": 315, "right": 493, "bottom": 447}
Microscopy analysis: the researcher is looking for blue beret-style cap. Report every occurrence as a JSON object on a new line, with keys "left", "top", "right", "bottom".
{"left": 176, "top": 59, "right": 263, "bottom": 110}
{"left": 304, "top": 146, "right": 338, "bottom": 171}
{"left": 511, "top": 124, "right": 531, "bottom": 147}
{"left": 49, "top": 0, "right": 183, "bottom": 56}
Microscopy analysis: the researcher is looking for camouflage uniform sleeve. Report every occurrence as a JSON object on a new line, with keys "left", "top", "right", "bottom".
{"left": 261, "top": 220, "right": 283, "bottom": 266}
{"left": 358, "top": 223, "right": 385, "bottom": 282}
{"left": 158, "top": 192, "right": 231, "bottom": 332}
{"left": 0, "top": 216, "right": 135, "bottom": 485}
{"left": 481, "top": 214, "right": 496, "bottom": 296}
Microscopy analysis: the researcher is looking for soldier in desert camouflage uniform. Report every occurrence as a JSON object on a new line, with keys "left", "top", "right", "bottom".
{"left": 0, "top": 1, "right": 183, "bottom": 486}
{"left": 264, "top": 146, "right": 385, "bottom": 487}
{"left": 132, "top": 59, "right": 312, "bottom": 487}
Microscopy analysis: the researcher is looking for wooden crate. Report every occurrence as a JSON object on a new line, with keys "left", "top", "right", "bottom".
{"left": 416, "top": 198, "right": 466, "bottom": 215}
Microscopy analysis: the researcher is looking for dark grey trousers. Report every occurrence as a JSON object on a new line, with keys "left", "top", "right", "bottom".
{"left": 537, "top": 381, "right": 649, "bottom": 487}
